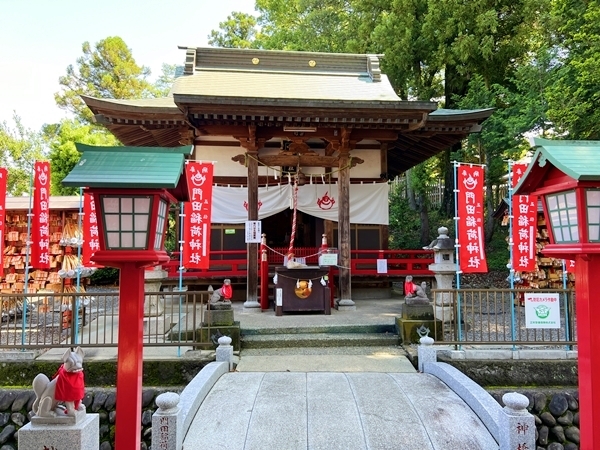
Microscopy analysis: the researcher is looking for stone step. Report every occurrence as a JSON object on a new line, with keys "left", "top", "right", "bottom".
{"left": 241, "top": 332, "right": 399, "bottom": 349}
{"left": 241, "top": 324, "right": 396, "bottom": 336}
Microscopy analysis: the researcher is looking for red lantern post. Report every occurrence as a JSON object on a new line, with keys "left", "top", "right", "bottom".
{"left": 515, "top": 138, "right": 600, "bottom": 449}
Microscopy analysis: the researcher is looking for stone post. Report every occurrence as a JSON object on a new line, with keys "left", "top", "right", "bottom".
{"left": 151, "top": 392, "right": 182, "bottom": 450}
{"left": 426, "top": 227, "right": 457, "bottom": 322}
{"left": 417, "top": 335, "right": 437, "bottom": 372}
{"left": 498, "top": 392, "right": 535, "bottom": 450}
{"left": 144, "top": 265, "right": 167, "bottom": 316}
{"left": 216, "top": 335, "right": 234, "bottom": 371}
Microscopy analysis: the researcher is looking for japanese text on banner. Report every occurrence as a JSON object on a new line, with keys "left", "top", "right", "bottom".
{"left": 32, "top": 161, "right": 51, "bottom": 269}
{"left": 512, "top": 195, "right": 538, "bottom": 272}
{"left": 83, "top": 193, "right": 100, "bottom": 266}
{"left": 0, "top": 168, "right": 6, "bottom": 277}
{"left": 511, "top": 163, "right": 529, "bottom": 188}
{"left": 183, "top": 162, "right": 214, "bottom": 269}
{"left": 457, "top": 164, "right": 488, "bottom": 273}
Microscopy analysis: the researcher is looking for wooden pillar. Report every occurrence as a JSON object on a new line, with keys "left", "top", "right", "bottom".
{"left": 337, "top": 129, "right": 355, "bottom": 309}
{"left": 241, "top": 126, "right": 261, "bottom": 308}
{"left": 380, "top": 143, "right": 389, "bottom": 250}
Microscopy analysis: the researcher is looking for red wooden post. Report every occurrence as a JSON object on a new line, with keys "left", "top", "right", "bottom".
{"left": 260, "top": 234, "right": 269, "bottom": 310}
{"left": 574, "top": 254, "right": 600, "bottom": 449}
{"left": 114, "top": 262, "right": 145, "bottom": 450}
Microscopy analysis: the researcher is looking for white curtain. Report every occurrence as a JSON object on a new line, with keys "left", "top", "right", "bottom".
{"left": 210, "top": 183, "right": 389, "bottom": 225}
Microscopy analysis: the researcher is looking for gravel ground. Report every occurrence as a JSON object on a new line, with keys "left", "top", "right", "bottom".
{"left": 0, "top": 286, "right": 119, "bottom": 348}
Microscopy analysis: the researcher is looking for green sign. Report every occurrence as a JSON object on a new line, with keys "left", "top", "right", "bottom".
{"left": 225, "top": 229, "right": 236, "bottom": 235}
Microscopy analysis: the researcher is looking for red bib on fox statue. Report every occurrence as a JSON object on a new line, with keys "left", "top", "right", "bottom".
{"left": 221, "top": 282, "right": 233, "bottom": 300}
{"left": 54, "top": 364, "right": 85, "bottom": 410}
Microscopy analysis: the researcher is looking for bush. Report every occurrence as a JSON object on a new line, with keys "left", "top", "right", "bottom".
{"left": 89, "top": 267, "right": 119, "bottom": 286}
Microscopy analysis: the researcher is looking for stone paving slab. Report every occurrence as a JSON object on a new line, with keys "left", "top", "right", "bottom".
{"left": 183, "top": 371, "right": 499, "bottom": 450}
{"left": 235, "top": 353, "right": 416, "bottom": 373}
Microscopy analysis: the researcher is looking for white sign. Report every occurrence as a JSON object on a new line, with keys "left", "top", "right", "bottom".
{"left": 524, "top": 293, "right": 561, "bottom": 328}
{"left": 319, "top": 254, "right": 338, "bottom": 266}
{"left": 245, "top": 220, "right": 262, "bottom": 243}
{"left": 377, "top": 259, "right": 388, "bottom": 274}
{"left": 276, "top": 288, "right": 283, "bottom": 306}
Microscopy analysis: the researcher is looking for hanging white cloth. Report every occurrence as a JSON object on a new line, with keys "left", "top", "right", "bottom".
{"left": 210, "top": 183, "right": 389, "bottom": 225}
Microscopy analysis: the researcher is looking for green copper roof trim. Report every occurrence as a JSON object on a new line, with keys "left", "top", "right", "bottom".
{"left": 62, "top": 144, "right": 193, "bottom": 189}
{"left": 530, "top": 137, "right": 600, "bottom": 181}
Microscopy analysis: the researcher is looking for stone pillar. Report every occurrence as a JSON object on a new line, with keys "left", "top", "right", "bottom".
{"left": 152, "top": 392, "right": 182, "bottom": 450}
{"left": 417, "top": 335, "right": 437, "bottom": 372}
{"left": 216, "top": 335, "right": 234, "bottom": 371}
{"left": 144, "top": 265, "right": 167, "bottom": 317}
{"left": 426, "top": 227, "right": 457, "bottom": 322}
{"left": 18, "top": 414, "right": 99, "bottom": 450}
{"left": 498, "top": 392, "right": 535, "bottom": 450}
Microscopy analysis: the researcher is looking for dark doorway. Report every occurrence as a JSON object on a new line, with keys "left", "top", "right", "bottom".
{"left": 262, "top": 210, "right": 321, "bottom": 248}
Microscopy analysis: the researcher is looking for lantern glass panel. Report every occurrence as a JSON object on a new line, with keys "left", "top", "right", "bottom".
{"left": 121, "top": 197, "right": 133, "bottom": 213}
{"left": 101, "top": 195, "right": 153, "bottom": 250}
{"left": 546, "top": 191, "right": 579, "bottom": 243}
{"left": 121, "top": 215, "right": 133, "bottom": 231}
{"left": 586, "top": 189, "right": 600, "bottom": 243}
{"left": 154, "top": 198, "right": 168, "bottom": 251}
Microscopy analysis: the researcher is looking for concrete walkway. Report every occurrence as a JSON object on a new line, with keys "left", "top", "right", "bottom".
{"left": 183, "top": 370, "right": 498, "bottom": 449}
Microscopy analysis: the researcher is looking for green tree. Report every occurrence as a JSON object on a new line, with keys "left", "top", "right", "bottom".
{"left": 545, "top": 0, "right": 600, "bottom": 139}
{"left": 54, "top": 36, "right": 156, "bottom": 124}
{"left": 44, "top": 120, "right": 119, "bottom": 196}
{"left": 154, "top": 63, "right": 179, "bottom": 97}
{"left": 0, "top": 115, "right": 46, "bottom": 195}
{"left": 208, "top": 12, "right": 260, "bottom": 48}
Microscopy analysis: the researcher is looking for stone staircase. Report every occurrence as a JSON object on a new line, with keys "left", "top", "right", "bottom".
{"left": 240, "top": 324, "right": 399, "bottom": 350}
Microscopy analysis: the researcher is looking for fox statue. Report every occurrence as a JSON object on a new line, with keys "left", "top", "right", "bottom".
{"left": 32, "top": 347, "right": 86, "bottom": 417}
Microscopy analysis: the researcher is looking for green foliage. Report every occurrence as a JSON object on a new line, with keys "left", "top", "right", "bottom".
{"left": 54, "top": 36, "right": 157, "bottom": 124}
{"left": 45, "top": 120, "right": 119, "bottom": 195}
{"left": 388, "top": 181, "right": 454, "bottom": 249}
{"left": 545, "top": 0, "right": 600, "bottom": 139}
{"left": 486, "top": 224, "right": 510, "bottom": 271}
{"left": 208, "top": 12, "right": 260, "bottom": 48}
{"left": 153, "top": 64, "right": 179, "bottom": 97}
{"left": 0, "top": 115, "right": 47, "bottom": 195}
{"left": 89, "top": 267, "right": 119, "bottom": 286}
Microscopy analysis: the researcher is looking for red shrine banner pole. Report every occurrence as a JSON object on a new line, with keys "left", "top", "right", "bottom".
{"left": 31, "top": 161, "right": 50, "bottom": 269}
{"left": 0, "top": 168, "right": 7, "bottom": 277}
{"left": 182, "top": 162, "right": 214, "bottom": 269}
{"left": 456, "top": 164, "right": 488, "bottom": 273}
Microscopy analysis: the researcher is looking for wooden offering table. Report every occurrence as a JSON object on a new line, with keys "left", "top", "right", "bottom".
{"left": 274, "top": 267, "right": 331, "bottom": 315}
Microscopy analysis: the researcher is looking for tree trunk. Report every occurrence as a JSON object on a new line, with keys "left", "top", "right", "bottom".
{"left": 418, "top": 191, "right": 430, "bottom": 246}
{"left": 406, "top": 169, "right": 417, "bottom": 210}
{"left": 439, "top": 64, "right": 469, "bottom": 218}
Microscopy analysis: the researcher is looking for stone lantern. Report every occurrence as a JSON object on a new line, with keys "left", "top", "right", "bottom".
{"left": 425, "top": 226, "right": 457, "bottom": 322}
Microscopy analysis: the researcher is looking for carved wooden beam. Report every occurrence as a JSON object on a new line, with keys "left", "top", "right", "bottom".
{"left": 230, "top": 153, "right": 364, "bottom": 168}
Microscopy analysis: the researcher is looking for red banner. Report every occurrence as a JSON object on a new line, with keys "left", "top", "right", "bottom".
{"left": 512, "top": 195, "right": 538, "bottom": 272}
{"left": 182, "top": 162, "right": 214, "bottom": 269}
{"left": 511, "top": 163, "right": 528, "bottom": 188}
{"left": 0, "top": 168, "right": 7, "bottom": 277}
{"left": 83, "top": 192, "right": 100, "bottom": 266}
{"left": 457, "top": 164, "right": 488, "bottom": 273}
{"left": 31, "top": 161, "right": 50, "bottom": 269}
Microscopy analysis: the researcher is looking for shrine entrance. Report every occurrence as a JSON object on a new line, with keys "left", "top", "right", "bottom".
{"left": 262, "top": 210, "right": 322, "bottom": 248}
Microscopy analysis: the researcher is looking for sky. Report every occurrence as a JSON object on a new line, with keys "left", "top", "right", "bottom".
{"left": 0, "top": 0, "right": 257, "bottom": 132}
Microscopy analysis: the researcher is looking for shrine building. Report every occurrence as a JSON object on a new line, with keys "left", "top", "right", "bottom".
{"left": 81, "top": 46, "right": 492, "bottom": 307}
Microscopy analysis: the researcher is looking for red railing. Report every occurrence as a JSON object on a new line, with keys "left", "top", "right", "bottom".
{"left": 163, "top": 248, "right": 434, "bottom": 280}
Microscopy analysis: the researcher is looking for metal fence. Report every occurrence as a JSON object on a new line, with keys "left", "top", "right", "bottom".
{"left": 0, "top": 290, "right": 216, "bottom": 350}
{"left": 429, "top": 289, "right": 576, "bottom": 349}
{"left": 0, "top": 288, "right": 577, "bottom": 351}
